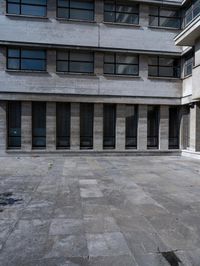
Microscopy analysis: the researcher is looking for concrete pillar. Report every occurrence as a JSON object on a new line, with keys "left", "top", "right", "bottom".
{"left": 95, "top": 0, "right": 104, "bottom": 23}
{"left": 21, "top": 102, "right": 32, "bottom": 151}
{"left": 47, "top": 0, "right": 56, "bottom": 18}
{"left": 140, "top": 54, "right": 148, "bottom": 79}
{"left": 46, "top": 102, "right": 56, "bottom": 151}
{"left": 189, "top": 102, "right": 200, "bottom": 151}
{"left": 94, "top": 52, "right": 104, "bottom": 76}
{"left": 180, "top": 106, "right": 190, "bottom": 150}
{"left": 194, "top": 37, "right": 200, "bottom": 67}
{"left": 71, "top": 103, "right": 80, "bottom": 150}
{"left": 116, "top": 104, "right": 125, "bottom": 150}
{"left": 140, "top": 4, "right": 149, "bottom": 27}
{"left": 0, "top": 47, "right": 6, "bottom": 71}
{"left": 47, "top": 50, "right": 56, "bottom": 73}
{"left": 138, "top": 105, "right": 147, "bottom": 150}
{"left": 0, "top": 102, "right": 7, "bottom": 154}
{"left": 159, "top": 106, "right": 169, "bottom": 150}
{"left": 93, "top": 103, "right": 103, "bottom": 151}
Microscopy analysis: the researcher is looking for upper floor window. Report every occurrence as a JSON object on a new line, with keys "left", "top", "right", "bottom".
{"left": 183, "top": 0, "right": 200, "bottom": 27}
{"left": 104, "top": 1, "right": 139, "bottom": 24}
{"left": 149, "top": 6, "right": 181, "bottom": 29}
{"left": 184, "top": 53, "right": 194, "bottom": 77}
{"left": 7, "top": 48, "right": 46, "bottom": 71}
{"left": 57, "top": 50, "right": 94, "bottom": 74}
{"left": 7, "top": 0, "right": 47, "bottom": 17}
{"left": 57, "top": 0, "right": 94, "bottom": 21}
{"left": 104, "top": 53, "right": 139, "bottom": 76}
{"left": 148, "top": 56, "right": 180, "bottom": 78}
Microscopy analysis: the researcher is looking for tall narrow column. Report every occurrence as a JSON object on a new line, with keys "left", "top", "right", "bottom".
{"left": 21, "top": 102, "right": 32, "bottom": 151}
{"left": 71, "top": 103, "right": 80, "bottom": 150}
{"left": 116, "top": 104, "right": 125, "bottom": 151}
{"left": 95, "top": 0, "right": 104, "bottom": 23}
{"left": 46, "top": 102, "right": 56, "bottom": 151}
{"left": 138, "top": 105, "right": 147, "bottom": 150}
{"left": 93, "top": 103, "right": 103, "bottom": 151}
{"left": 180, "top": 106, "right": 190, "bottom": 150}
{"left": 0, "top": 102, "right": 7, "bottom": 154}
{"left": 190, "top": 103, "right": 200, "bottom": 151}
{"left": 159, "top": 105, "right": 169, "bottom": 150}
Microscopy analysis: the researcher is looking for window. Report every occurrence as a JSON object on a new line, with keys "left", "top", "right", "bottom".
{"left": 149, "top": 6, "right": 181, "bottom": 29}
{"left": 7, "top": 101, "right": 21, "bottom": 149}
{"left": 7, "top": 0, "right": 47, "bottom": 17}
{"left": 169, "top": 107, "right": 180, "bottom": 149}
{"left": 104, "top": 1, "right": 139, "bottom": 24}
{"left": 57, "top": 50, "right": 94, "bottom": 74}
{"left": 148, "top": 56, "right": 180, "bottom": 78}
{"left": 104, "top": 53, "right": 139, "bottom": 76}
{"left": 184, "top": 53, "right": 194, "bottom": 77}
{"left": 125, "top": 105, "right": 138, "bottom": 149}
{"left": 56, "top": 103, "right": 71, "bottom": 149}
{"left": 183, "top": 0, "right": 200, "bottom": 27}
{"left": 32, "top": 102, "right": 46, "bottom": 149}
{"left": 103, "top": 104, "right": 116, "bottom": 149}
{"left": 147, "top": 106, "right": 159, "bottom": 149}
{"left": 80, "top": 103, "right": 94, "bottom": 149}
{"left": 57, "top": 0, "right": 94, "bottom": 21}
{"left": 7, "top": 48, "right": 46, "bottom": 71}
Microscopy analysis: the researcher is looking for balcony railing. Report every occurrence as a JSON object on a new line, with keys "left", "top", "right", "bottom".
{"left": 184, "top": 0, "right": 200, "bottom": 27}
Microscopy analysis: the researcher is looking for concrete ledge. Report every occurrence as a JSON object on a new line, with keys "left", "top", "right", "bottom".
{"left": 182, "top": 150, "right": 200, "bottom": 160}
{"left": 4, "top": 150, "right": 181, "bottom": 157}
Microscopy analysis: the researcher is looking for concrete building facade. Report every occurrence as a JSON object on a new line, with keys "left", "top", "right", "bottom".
{"left": 0, "top": 0, "right": 199, "bottom": 156}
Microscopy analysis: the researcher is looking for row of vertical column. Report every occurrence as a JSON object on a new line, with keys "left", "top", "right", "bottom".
{"left": 0, "top": 101, "right": 172, "bottom": 152}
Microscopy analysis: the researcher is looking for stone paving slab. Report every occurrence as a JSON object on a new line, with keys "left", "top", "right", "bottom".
{"left": 0, "top": 156, "right": 200, "bottom": 265}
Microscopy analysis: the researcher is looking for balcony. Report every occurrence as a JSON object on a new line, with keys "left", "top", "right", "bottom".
{"left": 183, "top": 0, "right": 200, "bottom": 28}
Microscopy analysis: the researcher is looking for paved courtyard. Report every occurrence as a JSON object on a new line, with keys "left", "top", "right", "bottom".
{"left": 0, "top": 155, "right": 200, "bottom": 266}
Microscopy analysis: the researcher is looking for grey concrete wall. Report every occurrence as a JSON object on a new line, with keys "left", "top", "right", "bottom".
{"left": 0, "top": 101, "right": 6, "bottom": 154}
{"left": 46, "top": 102, "right": 56, "bottom": 151}
{"left": 93, "top": 103, "right": 103, "bottom": 150}
{"left": 21, "top": 101, "right": 32, "bottom": 151}
{"left": 138, "top": 105, "right": 147, "bottom": 150}
{"left": 70, "top": 103, "right": 80, "bottom": 150}
{"left": 116, "top": 104, "right": 125, "bottom": 150}
{"left": 189, "top": 103, "right": 200, "bottom": 151}
{"left": 159, "top": 106, "right": 169, "bottom": 150}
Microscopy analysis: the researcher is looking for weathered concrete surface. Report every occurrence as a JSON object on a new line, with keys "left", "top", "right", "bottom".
{"left": 0, "top": 156, "right": 200, "bottom": 265}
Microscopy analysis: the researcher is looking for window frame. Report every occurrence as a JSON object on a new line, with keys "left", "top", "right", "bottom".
{"left": 6, "top": 0, "right": 47, "bottom": 17}
{"left": 184, "top": 52, "right": 194, "bottom": 77}
{"left": 104, "top": 53, "right": 139, "bottom": 76}
{"left": 104, "top": 0, "right": 139, "bottom": 25}
{"left": 56, "top": 50, "right": 94, "bottom": 74}
{"left": 56, "top": 0, "right": 95, "bottom": 21}
{"left": 149, "top": 6, "right": 181, "bottom": 29}
{"left": 148, "top": 56, "right": 181, "bottom": 78}
{"left": 7, "top": 48, "right": 47, "bottom": 72}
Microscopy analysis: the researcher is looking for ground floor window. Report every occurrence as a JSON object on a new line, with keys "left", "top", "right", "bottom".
{"left": 103, "top": 104, "right": 116, "bottom": 149}
{"left": 169, "top": 107, "right": 180, "bottom": 149}
{"left": 147, "top": 106, "right": 159, "bottom": 149}
{"left": 56, "top": 103, "right": 71, "bottom": 149}
{"left": 125, "top": 105, "right": 138, "bottom": 149}
{"left": 80, "top": 103, "right": 94, "bottom": 149}
{"left": 32, "top": 102, "right": 46, "bottom": 149}
{"left": 7, "top": 101, "right": 21, "bottom": 149}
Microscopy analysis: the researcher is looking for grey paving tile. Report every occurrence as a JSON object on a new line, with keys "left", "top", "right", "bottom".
{"left": 49, "top": 219, "right": 84, "bottom": 236}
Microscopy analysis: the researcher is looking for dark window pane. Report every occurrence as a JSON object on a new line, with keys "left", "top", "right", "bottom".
{"left": 57, "top": 61, "right": 69, "bottom": 72}
{"left": 7, "top": 101, "right": 21, "bottom": 149}
{"left": 125, "top": 105, "right": 138, "bottom": 149}
{"left": 104, "top": 64, "right": 115, "bottom": 74}
{"left": 8, "top": 49, "right": 20, "bottom": 57}
{"left": 149, "top": 16, "right": 158, "bottom": 26}
{"left": 56, "top": 103, "right": 70, "bottom": 149}
{"left": 116, "top": 64, "right": 138, "bottom": 75}
{"left": 80, "top": 103, "right": 94, "bottom": 149}
{"left": 7, "top": 59, "right": 20, "bottom": 70}
{"left": 169, "top": 107, "right": 180, "bottom": 149}
{"left": 57, "top": 7, "right": 69, "bottom": 18}
{"left": 69, "top": 62, "right": 93, "bottom": 73}
{"left": 21, "top": 59, "right": 46, "bottom": 71}
{"left": 32, "top": 102, "right": 46, "bottom": 148}
{"left": 148, "top": 66, "right": 158, "bottom": 77}
{"left": 21, "top": 50, "right": 46, "bottom": 59}
{"left": 147, "top": 106, "right": 159, "bottom": 149}
{"left": 7, "top": 3, "right": 20, "bottom": 14}
{"left": 103, "top": 104, "right": 116, "bottom": 149}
